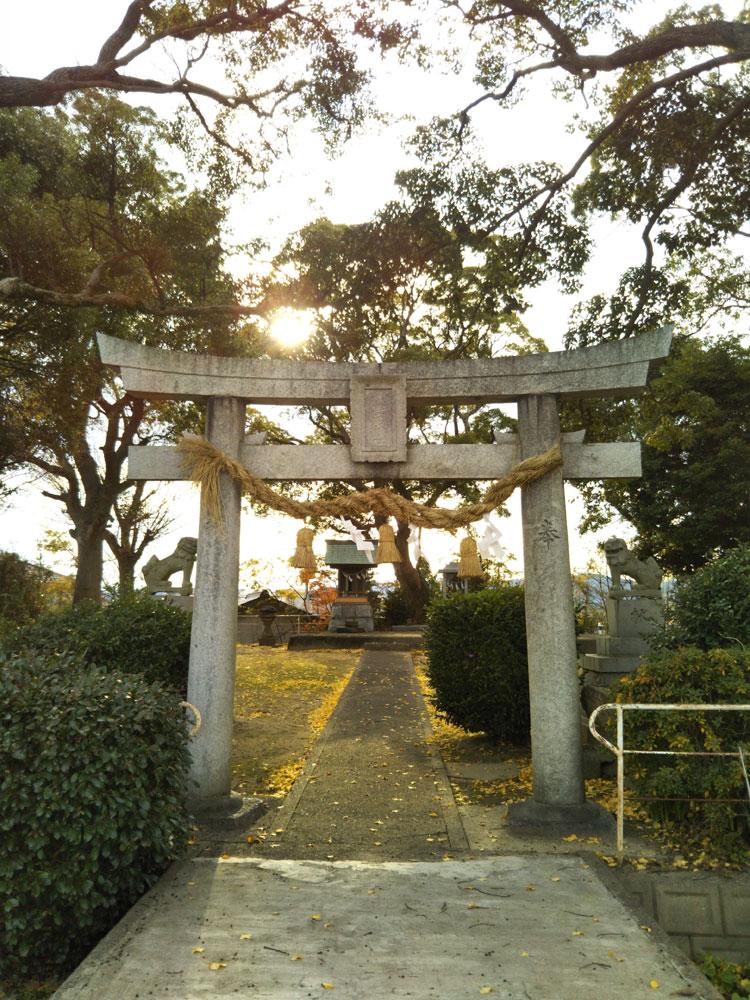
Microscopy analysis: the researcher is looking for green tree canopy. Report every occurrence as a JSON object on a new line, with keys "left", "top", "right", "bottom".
{"left": 0, "top": 95, "right": 256, "bottom": 601}
{"left": 570, "top": 336, "right": 750, "bottom": 574}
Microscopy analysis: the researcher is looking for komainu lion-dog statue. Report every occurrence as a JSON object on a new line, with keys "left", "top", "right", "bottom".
{"left": 142, "top": 537, "right": 198, "bottom": 595}
{"left": 603, "top": 537, "right": 662, "bottom": 598}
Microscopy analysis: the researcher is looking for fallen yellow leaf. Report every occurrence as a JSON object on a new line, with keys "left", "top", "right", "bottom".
{"left": 467, "top": 903, "right": 479, "bottom": 910}
{"left": 310, "top": 914, "right": 322, "bottom": 921}
{"left": 562, "top": 834, "right": 578, "bottom": 842}
{"left": 572, "top": 930, "right": 584, "bottom": 937}
{"left": 550, "top": 876, "right": 561, "bottom": 882}
{"left": 520, "top": 951, "right": 529, "bottom": 958}
{"left": 479, "top": 988, "right": 494, "bottom": 995}
{"left": 208, "top": 962, "right": 226, "bottom": 970}
{"left": 192, "top": 947, "right": 205, "bottom": 954}
{"left": 291, "top": 955, "right": 304, "bottom": 961}
{"left": 239, "top": 933, "right": 252, "bottom": 941}
{"left": 246, "top": 835, "right": 256, "bottom": 844}
{"left": 649, "top": 981, "right": 659, "bottom": 990}
{"left": 322, "top": 983, "right": 334, "bottom": 990}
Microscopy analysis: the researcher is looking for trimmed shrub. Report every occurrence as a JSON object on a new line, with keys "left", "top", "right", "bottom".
{"left": 616, "top": 646, "right": 750, "bottom": 854}
{"left": 5, "top": 592, "right": 191, "bottom": 692}
{"left": 0, "top": 651, "right": 190, "bottom": 978}
{"left": 662, "top": 544, "right": 750, "bottom": 651}
{"left": 425, "top": 586, "right": 529, "bottom": 742}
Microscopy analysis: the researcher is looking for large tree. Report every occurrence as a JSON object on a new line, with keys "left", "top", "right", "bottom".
{"left": 266, "top": 151, "right": 582, "bottom": 618}
{"left": 0, "top": 95, "right": 250, "bottom": 601}
{"left": 567, "top": 336, "right": 750, "bottom": 574}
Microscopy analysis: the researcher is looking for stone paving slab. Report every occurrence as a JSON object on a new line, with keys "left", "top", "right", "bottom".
{"left": 54, "top": 856, "right": 716, "bottom": 1000}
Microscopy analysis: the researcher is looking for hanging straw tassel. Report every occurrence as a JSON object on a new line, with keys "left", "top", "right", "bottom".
{"left": 458, "top": 536, "right": 483, "bottom": 578}
{"left": 291, "top": 526, "right": 316, "bottom": 571}
{"left": 376, "top": 523, "right": 401, "bottom": 564}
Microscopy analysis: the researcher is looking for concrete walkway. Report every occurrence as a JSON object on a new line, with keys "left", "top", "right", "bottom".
{"left": 221, "top": 649, "right": 468, "bottom": 862}
{"left": 54, "top": 650, "right": 717, "bottom": 1000}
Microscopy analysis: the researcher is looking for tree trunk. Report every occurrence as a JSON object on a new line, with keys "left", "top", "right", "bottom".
{"left": 116, "top": 553, "right": 138, "bottom": 595}
{"left": 393, "top": 520, "right": 429, "bottom": 624}
{"left": 73, "top": 525, "right": 105, "bottom": 604}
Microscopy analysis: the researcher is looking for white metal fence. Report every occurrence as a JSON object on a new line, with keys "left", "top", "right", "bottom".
{"left": 587, "top": 702, "right": 750, "bottom": 855}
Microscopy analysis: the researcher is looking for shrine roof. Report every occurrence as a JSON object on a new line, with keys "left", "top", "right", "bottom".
{"left": 325, "top": 539, "right": 376, "bottom": 567}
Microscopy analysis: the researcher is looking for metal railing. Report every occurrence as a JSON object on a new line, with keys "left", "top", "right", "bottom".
{"left": 588, "top": 702, "right": 750, "bottom": 855}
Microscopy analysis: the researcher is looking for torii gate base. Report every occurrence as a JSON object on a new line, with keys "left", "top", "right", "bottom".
{"left": 98, "top": 327, "right": 671, "bottom": 828}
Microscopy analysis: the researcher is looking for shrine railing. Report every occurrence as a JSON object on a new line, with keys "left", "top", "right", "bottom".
{"left": 588, "top": 702, "right": 750, "bottom": 855}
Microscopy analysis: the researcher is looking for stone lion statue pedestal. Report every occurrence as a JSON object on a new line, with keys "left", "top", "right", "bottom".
{"left": 581, "top": 537, "right": 663, "bottom": 715}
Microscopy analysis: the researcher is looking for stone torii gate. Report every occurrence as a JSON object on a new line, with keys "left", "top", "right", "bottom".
{"left": 98, "top": 327, "right": 672, "bottom": 826}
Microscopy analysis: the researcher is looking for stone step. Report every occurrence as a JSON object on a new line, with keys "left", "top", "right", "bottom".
{"left": 288, "top": 631, "right": 423, "bottom": 651}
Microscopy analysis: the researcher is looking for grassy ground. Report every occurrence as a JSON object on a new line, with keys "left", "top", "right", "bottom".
{"left": 231, "top": 645, "right": 357, "bottom": 799}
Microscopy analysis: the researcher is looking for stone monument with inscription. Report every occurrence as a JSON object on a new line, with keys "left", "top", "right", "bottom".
{"left": 97, "top": 326, "right": 672, "bottom": 826}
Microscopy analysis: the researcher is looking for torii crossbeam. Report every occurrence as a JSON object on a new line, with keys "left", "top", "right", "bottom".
{"left": 99, "top": 327, "right": 672, "bottom": 827}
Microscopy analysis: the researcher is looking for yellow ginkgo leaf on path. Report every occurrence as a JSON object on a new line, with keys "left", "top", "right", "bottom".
{"left": 520, "top": 951, "right": 529, "bottom": 958}
{"left": 479, "top": 987, "right": 494, "bottom": 995}
{"left": 649, "top": 981, "right": 660, "bottom": 990}
{"left": 467, "top": 903, "right": 479, "bottom": 910}
{"left": 572, "top": 931, "right": 584, "bottom": 937}
{"left": 275, "top": 828, "right": 284, "bottom": 834}
{"left": 550, "top": 875, "right": 561, "bottom": 882}
{"left": 373, "top": 841, "right": 382, "bottom": 846}
{"left": 324, "top": 922, "right": 334, "bottom": 929}
{"left": 220, "top": 853, "right": 231, "bottom": 860}
{"left": 310, "top": 914, "right": 322, "bottom": 921}
{"left": 525, "top": 885, "right": 536, "bottom": 892}
{"left": 429, "top": 811, "right": 439, "bottom": 817}
{"left": 291, "top": 955, "right": 304, "bottom": 961}
{"left": 562, "top": 834, "right": 578, "bottom": 842}
{"left": 239, "top": 933, "right": 252, "bottom": 940}
{"left": 322, "top": 983, "right": 334, "bottom": 990}
{"left": 208, "top": 962, "right": 226, "bottom": 971}
{"left": 192, "top": 947, "right": 205, "bottom": 954}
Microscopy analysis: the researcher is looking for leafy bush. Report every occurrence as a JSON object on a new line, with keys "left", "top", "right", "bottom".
{"left": 701, "top": 953, "right": 750, "bottom": 1000}
{"left": 0, "top": 651, "right": 190, "bottom": 978}
{"left": 662, "top": 544, "right": 750, "bottom": 650}
{"left": 0, "top": 551, "right": 51, "bottom": 635}
{"left": 616, "top": 646, "right": 750, "bottom": 855}
{"left": 425, "top": 586, "right": 529, "bottom": 742}
{"left": 5, "top": 592, "right": 191, "bottom": 692}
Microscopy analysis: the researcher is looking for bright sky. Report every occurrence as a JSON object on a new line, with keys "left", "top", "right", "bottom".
{"left": 1, "top": 1, "right": 674, "bottom": 588}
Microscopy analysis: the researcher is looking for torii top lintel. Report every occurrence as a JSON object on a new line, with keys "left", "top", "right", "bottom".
{"left": 97, "top": 327, "right": 672, "bottom": 406}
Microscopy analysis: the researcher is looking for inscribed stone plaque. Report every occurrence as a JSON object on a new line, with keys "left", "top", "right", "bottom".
{"left": 350, "top": 374, "right": 407, "bottom": 462}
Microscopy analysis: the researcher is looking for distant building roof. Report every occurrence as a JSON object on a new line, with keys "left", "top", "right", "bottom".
{"left": 325, "top": 539, "right": 376, "bottom": 567}
{"left": 238, "top": 589, "right": 312, "bottom": 615}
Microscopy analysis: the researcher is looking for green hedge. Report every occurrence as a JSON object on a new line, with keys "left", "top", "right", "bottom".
{"left": 425, "top": 586, "right": 529, "bottom": 742}
{"left": 0, "top": 651, "right": 190, "bottom": 978}
{"left": 617, "top": 646, "right": 750, "bottom": 855}
{"left": 5, "top": 592, "right": 191, "bottom": 693}
{"left": 663, "top": 543, "right": 750, "bottom": 650}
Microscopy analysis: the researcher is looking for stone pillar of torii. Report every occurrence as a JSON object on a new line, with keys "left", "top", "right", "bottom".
{"left": 98, "top": 326, "right": 672, "bottom": 827}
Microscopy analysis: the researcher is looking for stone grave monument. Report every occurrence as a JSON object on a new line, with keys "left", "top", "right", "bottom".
{"left": 581, "top": 536, "right": 664, "bottom": 712}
